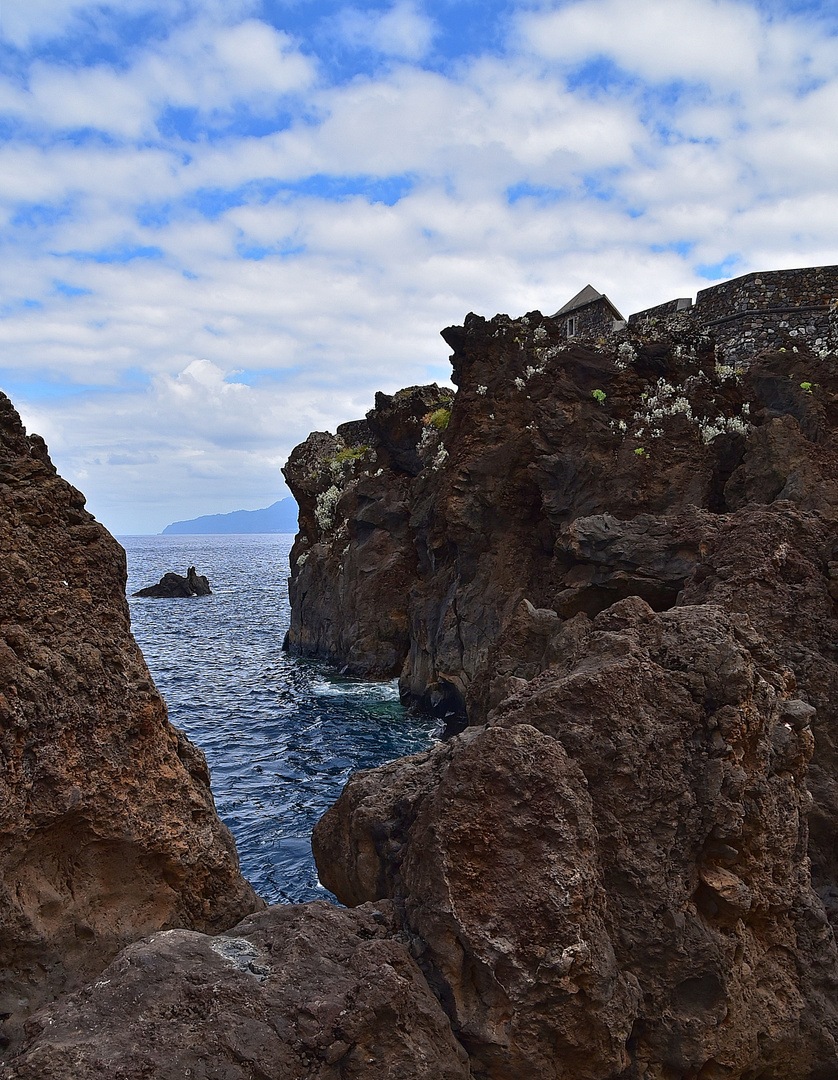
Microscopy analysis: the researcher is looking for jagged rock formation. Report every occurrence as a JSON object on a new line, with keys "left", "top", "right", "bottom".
{"left": 285, "top": 308, "right": 838, "bottom": 1076}
{"left": 4, "top": 902, "right": 470, "bottom": 1080}
{"left": 315, "top": 600, "right": 838, "bottom": 1078}
{"left": 134, "top": 565, "right": 212, "bottom": 597}
{"left": 283, "top": 384, "right": 453, "bottom": 677}
{"left": 0, "top": 393, "right": 260, "bottom": 1053}
{"left": 8, "top": 292, "right": 838, "bottom": 1078}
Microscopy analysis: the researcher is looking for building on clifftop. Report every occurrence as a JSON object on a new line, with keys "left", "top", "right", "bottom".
{"left": 551, "top": 284, "right": 627, "bottom": 340}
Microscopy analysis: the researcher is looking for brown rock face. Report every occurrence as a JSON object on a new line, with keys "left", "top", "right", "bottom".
{"left": 314, "top": 600, "right": 838, "bottom": 1078}
{"left": 290, "top": 312, "right": 838, "bottom": 1076}
{"left": 3, "top": 902, "right": 470, "bottom": 1080}
{"left": 0, "top": 393, "right": 261, "bottom": 1052}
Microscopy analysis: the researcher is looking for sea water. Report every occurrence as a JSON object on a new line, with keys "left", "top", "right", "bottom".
{"left": 121, "top": 534, "right": 439, "bottom": 905}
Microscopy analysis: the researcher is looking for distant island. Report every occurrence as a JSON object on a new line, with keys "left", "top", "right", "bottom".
{"left": 161, "top": 498, "right": 299, "bottom": 535}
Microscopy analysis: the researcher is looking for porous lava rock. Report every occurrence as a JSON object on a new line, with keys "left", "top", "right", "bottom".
{"left": 0, "top": 393, "right": 260, "bottom": 1053}
{"left": 2, "top": 901, "right": 471, "bottom": 1080}
{"left": 291, "top": 311, "right": 838, "bottom": 1076}
{"left": 283, "top": 384, "right": 453, "bottom": 676}
{"left": 314, "top": 599, "right": 838, "bottom": 1079}
{"left": 133, "top": 565, "right": 212, "bottom": 597}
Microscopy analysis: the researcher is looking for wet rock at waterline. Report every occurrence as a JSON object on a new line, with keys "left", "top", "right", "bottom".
{"left": 0, "top": 393, "right": 259, "bottom": 1053}
{"left": 133, "top": 565, "right": 212, "bottom": 597}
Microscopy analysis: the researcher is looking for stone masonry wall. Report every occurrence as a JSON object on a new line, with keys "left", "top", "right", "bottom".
{"left": 563, "top": 298, "right": 622, "bottom": 341}
{"left": 627, "top": 297, "right": 693, "bottom": 324}
{"left": 629, "top": 264, "right": 838, "bottom": 364}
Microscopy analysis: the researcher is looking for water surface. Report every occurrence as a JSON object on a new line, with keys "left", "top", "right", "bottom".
{"left": 121, "top": 534, "right": 438, "bottom": 904}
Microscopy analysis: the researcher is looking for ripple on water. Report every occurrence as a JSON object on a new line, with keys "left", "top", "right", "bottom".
{"left": 120, "top": 533, "right": 439, "bottom": 905}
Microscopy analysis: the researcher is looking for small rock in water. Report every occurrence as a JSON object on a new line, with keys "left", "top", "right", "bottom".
{"left": 133, "top": 565, "right": 212, "bottom": 598}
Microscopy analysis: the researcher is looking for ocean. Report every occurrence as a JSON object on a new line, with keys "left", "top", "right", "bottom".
{"left": 120, "top": 533, "right": 440, "bottom": 905}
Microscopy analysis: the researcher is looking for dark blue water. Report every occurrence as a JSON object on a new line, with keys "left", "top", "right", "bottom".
{"left": 120, "top": 534, "right": 439, "bottom": 905}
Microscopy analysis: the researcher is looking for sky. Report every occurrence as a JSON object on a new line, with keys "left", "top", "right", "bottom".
{"left": 2, "top": 0, "right": 838, "bottom": 533}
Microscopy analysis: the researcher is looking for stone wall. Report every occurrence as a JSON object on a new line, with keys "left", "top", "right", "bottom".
{"left": 628, "top": 264, "right": 838, "bottom": 363}
{"left": 627, "top": 297, "right": 692, "bottom": 324}
{"left": 694, "top": 265, "right": 838, "bottom": 361}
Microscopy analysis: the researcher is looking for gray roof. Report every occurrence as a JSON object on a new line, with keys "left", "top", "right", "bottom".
{"left": 551, "top": 285, "right": 625, "bottom": 321}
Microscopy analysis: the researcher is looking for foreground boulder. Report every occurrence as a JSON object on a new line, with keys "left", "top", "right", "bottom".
{"left": 3, "top": 901, "right": 470, "bottom": 1080}
{"left": 0, "top": 394, "right": 259, "bottom": 1052}
{"left": 134, "top": 565, "right": 211, "bottom": 597}
{"left": 314, "top": 599, "right": 838, "bottom": 1078}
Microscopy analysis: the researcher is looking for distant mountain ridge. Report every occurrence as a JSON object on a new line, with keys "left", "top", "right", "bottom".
{"left": 161, "top": 498, "right": 299, "bottom": 535}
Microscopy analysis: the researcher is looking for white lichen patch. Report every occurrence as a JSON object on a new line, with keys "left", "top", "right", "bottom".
{"left": 433, "top": 446, "right": 449, "bottom": 469}
{"left": 418, "top": 426, "right": 439, "bottom": 455}
{"left": 514, "top": 377, "right": 526, "bottom": 391}
{"left": 625, "top": 375, "right": 752, "bottom": 445}
{"left": 615, "top": 341, "right": 636, "bottom": 370}
{"left": 533, "top": 325, "right": 548, "bottom": 342}
{"left": 315, "top": 485, "right": 341, "bottom": 532}
{"left": 476, "top": 384, "right": 488, "bottom": 395}
{"left": 698, "top": 414, "right": 750, "bottom": 443}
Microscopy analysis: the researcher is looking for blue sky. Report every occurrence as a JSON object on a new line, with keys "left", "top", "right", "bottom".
{"left": 2, "top": 0, "right": 838, "bottom": 532}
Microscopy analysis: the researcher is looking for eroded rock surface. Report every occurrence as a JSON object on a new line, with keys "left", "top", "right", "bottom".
{"left": 283, "top": 384, "right": 452, "bottom": 677}
{"left": 314, "top": 600, "right": 838, "bottom": 1078}
{"left": 3, "top": 902, "right": 470, "bottom": 1080}
{"left": 0, "top": 393, "right": 260, "bottom": 1052}
{"left": 290, "top": 312, "right": 838, "bottom": 1077}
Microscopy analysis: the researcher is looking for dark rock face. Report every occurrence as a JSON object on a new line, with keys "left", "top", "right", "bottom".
{"left": 282, "top": 384, "right": 453, "bottom": 677}
{"left": 0, "top": 394, "right": 259, "bottom": 1052}
{"left": 3, "top": 902, "right": 470, "bottom": 1080}
{"left": 288, "top": 313, "right": 838, "bottom": 1076}
{"left": 134, "top": 565, "right": 211, "bottom": 597}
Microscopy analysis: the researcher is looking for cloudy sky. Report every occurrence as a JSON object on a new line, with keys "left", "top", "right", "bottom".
{"left": 1, "top": 0, "right": 837, "bottom": 533}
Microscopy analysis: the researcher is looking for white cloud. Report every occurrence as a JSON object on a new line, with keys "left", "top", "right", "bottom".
{"left": 519, "top": 0, "right": 765, "bottom": 85}
{"left": 0, "top": 17, "right": 315, "bottom": 139}
{"left": 0, "top": 0, "right": 258, "bottom": 49}
{"left": 335, "top": 1, "right": 436, "bottom": 61}
{"left": 3, "top": 0, "right": 838, "bottom": 531}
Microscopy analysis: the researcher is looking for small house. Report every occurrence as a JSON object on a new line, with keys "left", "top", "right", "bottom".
{"left": 551, "top": 285, "right": 626, "bottom": 340}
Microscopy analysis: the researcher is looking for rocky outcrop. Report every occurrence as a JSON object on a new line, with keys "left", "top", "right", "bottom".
{"left": 3, "top": 901, "right": 470, "bottom": 1080}
{"left": 0, "top": 393, "right": 259, "bottom": 1053}
{"left": 283, "top": 385, "right": 452, "bottom": 677}
{"left": 313, "top": 600, "right": 838, "bottom": 1078}
{"left": 287, "top": 310, "right": 838, "bottom": 1076}
{"left": 134, "top": 565, "right": 211, "bottom": 597}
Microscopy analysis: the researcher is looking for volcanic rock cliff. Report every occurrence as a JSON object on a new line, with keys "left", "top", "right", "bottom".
{"left": 0, "top": 393, "right": 261, "bottom": 1053}
{"left": 284, "top": 309, "right": 838, "bottom": 1077}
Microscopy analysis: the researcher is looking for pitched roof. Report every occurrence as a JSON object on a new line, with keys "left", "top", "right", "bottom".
{"left": 553, "top": 284, "right": 603, "bottom": 316}
{"left": 551, "top": 285, "right": 626, "bottom": 322}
